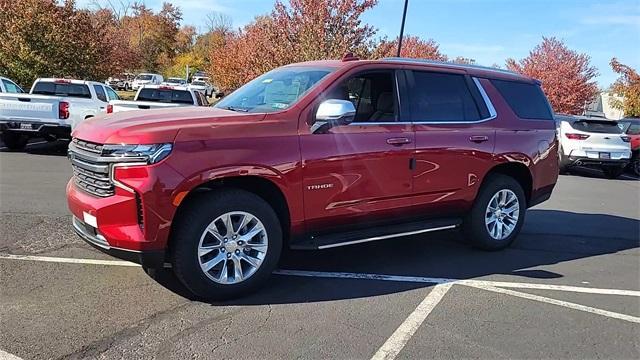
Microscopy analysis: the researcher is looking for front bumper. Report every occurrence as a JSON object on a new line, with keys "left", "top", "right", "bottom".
{"left": 0, "top": 120, "right": 71, "bottom": 137}
{"left": 72, "top": 215, "right": 165, "bottom": 267}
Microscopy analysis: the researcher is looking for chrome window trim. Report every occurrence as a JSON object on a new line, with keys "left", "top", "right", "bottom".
{"left": 348, "top": 76, "right": 497, "bottom": 126}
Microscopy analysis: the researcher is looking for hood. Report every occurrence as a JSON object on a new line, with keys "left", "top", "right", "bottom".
{"left": 72, "top": 107, "right": 266, "bottom": 144}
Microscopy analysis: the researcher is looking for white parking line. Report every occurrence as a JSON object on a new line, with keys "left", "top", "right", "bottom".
{"left": 0, "top": 254, "right": 140, "bottom": 267}
{"left": 469, "top": 283, "right": 640, "bottom": 324}
{"left": 274, "top": 270, "right": 640, "bottom": 297}
{"left": 370, "top": 283, "right": 453, "bottom": 360}
{"left": 0, "top": 349, "right": 24, "bottom": 360}
{"left": 2, "top": 257, "right": 639, "bottom": 298}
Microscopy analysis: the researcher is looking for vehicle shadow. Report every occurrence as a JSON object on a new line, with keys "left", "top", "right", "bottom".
{"left": 147, "top": 209, "right": 640, "bottom": 305}
{"left": 0, "top": 138, "right": 69, "bottom": 156}
{"left": 564, "top": 166, "right": 639, "bottom": 181}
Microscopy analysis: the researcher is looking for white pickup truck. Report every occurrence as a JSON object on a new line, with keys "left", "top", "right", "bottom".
{"left": 107, "top": 85, "right": 208, "bottom": 113}
{"left": 0, "top": 78, "right": 119, "bottom": 150}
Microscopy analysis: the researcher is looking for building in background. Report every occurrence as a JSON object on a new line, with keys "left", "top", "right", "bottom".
{"left": 584, "top": 92, "right": 625, "bottom": 120}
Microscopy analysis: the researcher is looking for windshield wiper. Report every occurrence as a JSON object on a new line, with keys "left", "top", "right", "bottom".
{"left": 223, "top": 106, "right": 249, "bottom": 112}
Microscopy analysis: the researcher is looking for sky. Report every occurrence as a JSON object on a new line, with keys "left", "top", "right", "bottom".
{"left": 80, "top": 0, "right": 640, "bottom": 88}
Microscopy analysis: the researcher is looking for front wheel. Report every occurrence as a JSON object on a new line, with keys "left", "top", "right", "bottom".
{"left": 1, "top": 132, "right": 29, "bottom": 150}
{"left": 171, "top": 189, "right": 282, "bottom": 300}
{"left": 463, "top": 174, "right": 527, "bottom": 251}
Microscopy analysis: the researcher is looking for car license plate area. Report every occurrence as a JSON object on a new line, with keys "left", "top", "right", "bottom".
{"left": 599, "top": 152, "right": 611, "bottom": 159}
{"left": 20, "top": 123, "right": 33, "bottom": 130}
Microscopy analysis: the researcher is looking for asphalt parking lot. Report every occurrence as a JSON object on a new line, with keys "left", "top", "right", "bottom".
{"left": 1, "top": 139, "right": 639, "bottom": 359}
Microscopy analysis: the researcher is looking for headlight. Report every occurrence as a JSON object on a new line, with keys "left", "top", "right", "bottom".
{"left": 102, "top": 143, "right": 173, "bottom": 164}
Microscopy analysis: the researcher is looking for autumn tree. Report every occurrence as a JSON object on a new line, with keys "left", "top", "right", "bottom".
{"left": 0, "top": 0, "right": 126, "bottom": 87}
{"left": 209, "top": 0, "right": 379, "bottom": 91}
{"left": 122, "top": 2, "right": 183, "bottom": 72}
{"left": 610, "top": 58, "right": 640, "bottom": 117}
{"left": 372, "top": 36, "right": 447, "bottom": 61}
{"left": 506, "top": 37, "right": 598, "bottom": 114}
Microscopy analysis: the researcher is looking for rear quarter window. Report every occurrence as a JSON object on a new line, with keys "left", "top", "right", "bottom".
{"left": 490, "top": 79, "right": 553, "bottom": 120}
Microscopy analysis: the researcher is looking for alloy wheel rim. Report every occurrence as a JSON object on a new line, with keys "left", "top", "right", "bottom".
{"left": 197, "top": 211, "right": 268, "bottom": 285}
{"left": 485, "top": 189, "right": 520, "bottom": 240}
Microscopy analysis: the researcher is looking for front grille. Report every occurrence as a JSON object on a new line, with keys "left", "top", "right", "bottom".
{"left": 69, "top": 139, "right": 114, "bottom": 197}
{"left": 72, "top": 138, "right": 103, "bottom": 154}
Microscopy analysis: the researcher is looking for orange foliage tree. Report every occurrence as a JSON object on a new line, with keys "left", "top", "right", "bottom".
{"left": 209, "top": 0, "right": 379, "bottom": 91}
{"left": 506, "top": 37, "right": 598, "bottom": 115}
{"left": 372, "top": 36, "right": 447, "bottom": 61}
{"left": 610, "top": 58, "right": 640, "bottom": 117}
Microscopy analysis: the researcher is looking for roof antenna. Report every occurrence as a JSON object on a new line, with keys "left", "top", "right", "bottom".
{"left": 396, "top": 0, "right": 409, "bottom": 57}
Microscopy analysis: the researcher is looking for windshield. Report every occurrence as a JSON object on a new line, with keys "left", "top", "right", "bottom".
{"left": 570, "top": 120, "right": 622, "bottom": 134}
{"left": 136, "top": 74, "right": 153, "bottom": 81}
{"left": 166, "top": 78, "right": 184, "bottom": 84}
{"left": 137, "top": 88, "right": 193, "bottom": 104}
{"left": 192, "top": 81, "right": 206, "bottom": 86}
{"left": 626, "top": 123, "right": 640, "bottom": 135}
{"left": 215, "top": 66, "right": 334, "bottom": 113}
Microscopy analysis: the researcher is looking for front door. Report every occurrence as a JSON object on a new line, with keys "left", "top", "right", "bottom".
{"left": 300, "top": 69, "right": 415, "bottom": 234}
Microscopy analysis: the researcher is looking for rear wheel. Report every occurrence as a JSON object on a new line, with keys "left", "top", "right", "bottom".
{"left": 171, "top": 189, "right": 282, "bottom": 300}
{"left": 602, "top": 166, "right": 625, "bottom": 179}
{"left": 633, "top": 158, "right": 640, "bottom": 177}
{"left": 1, "top": 132, "right": 29, "bottom": 150}
{"left": 463, "top": 174, "right": 526, "bottom": 251}
{"left": 558, "top": 146, "right": 570, "bottom": 174}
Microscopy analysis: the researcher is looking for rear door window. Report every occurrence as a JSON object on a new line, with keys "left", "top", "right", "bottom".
{"left": 93, "top": 85, "right": 107, "bottom": 102}
{"left": 137, "top": 88, "right": 194, "bottom": 104}
{"left": 490, "top": 79, "right": 553, "bottom": 120}
{"left": 2, "top": 79, "right": 23, "bottom": 93}
{"left": 32, "top": 82, "right": 91, "bottom": 99}
{"left": 105, "top": 87, "right": 120, "bottom": 101}
{"left": 405, "top": 71, "right": 487, "bottom": 122}
{"left": 570, "top": 120, "right": 622, "bottom": 134}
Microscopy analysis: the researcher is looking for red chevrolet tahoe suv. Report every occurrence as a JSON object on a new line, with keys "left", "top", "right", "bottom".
{"left": 67, "top": 57, "right": 559, "bottom": 299}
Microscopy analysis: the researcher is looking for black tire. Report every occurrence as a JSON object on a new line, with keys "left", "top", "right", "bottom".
{"left": 602, "top": 166, "right": 625, "bottom": 179}
{"left": 558, "top": 146, "right": 570, "bottom": 174}
{"left": 1, "top": 132, "right": 29, "bottom": 150}
{"left": 171, "top": 189, "right": 283, "bottom": 300}
{"left": 463, "top": 174, "right": 527, "bottom": 251}
{"left": 633, "top": 158, "right": 640, "bottom": 177}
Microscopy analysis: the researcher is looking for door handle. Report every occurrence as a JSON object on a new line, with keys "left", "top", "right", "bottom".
{"left": 469, "top": 135, "right": 489, "bottom": 143}
{"left": 386, "top": 137, "right": 412, "bottom": 146}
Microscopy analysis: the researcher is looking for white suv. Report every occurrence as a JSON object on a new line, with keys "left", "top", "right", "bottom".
{"left": 557, "top": 115, "right": 631, "bottom": 178}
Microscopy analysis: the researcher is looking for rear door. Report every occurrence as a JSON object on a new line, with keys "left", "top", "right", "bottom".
{"left": 404, "top": 68, "right": 496, "bottom": 216}
{"left": 300, "top": 67, "right": 415, "bottom": 233}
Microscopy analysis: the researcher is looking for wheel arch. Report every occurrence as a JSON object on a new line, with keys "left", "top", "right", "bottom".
{"left": 483, "top": 161, "right": 533, "bottom": 205}
{"left": 169, "top": 173, "right": 292, "bottom": 255}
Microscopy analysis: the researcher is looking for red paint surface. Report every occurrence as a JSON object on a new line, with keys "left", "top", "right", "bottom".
{"left": 68, "top": 59, "right": 558, "bottom": 252}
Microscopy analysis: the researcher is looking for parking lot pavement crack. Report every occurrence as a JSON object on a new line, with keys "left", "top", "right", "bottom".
{"left": 210, "top": 305, "right": 273, "bottom": 355}
{"left": 60, "top": 301, "right": 193, "bottom": 360}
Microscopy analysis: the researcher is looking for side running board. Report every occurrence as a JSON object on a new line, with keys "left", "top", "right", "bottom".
{"left": 291, "top": 218, "right": 461, "bottom": 250}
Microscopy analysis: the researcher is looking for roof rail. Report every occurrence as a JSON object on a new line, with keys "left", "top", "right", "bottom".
{"left": 382, "top": 57, "right": 519, "bottom": 76}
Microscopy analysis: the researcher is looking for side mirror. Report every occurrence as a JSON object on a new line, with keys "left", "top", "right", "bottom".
{"left": 311, "top": 99, "right": 356, "bottom": 134}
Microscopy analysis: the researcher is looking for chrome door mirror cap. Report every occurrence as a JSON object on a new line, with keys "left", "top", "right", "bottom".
{"left": 312, "top": 99, "right": 356, "bottom": 133}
